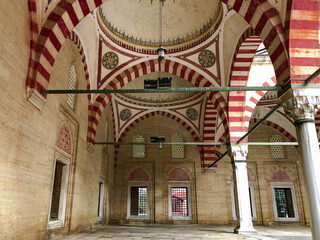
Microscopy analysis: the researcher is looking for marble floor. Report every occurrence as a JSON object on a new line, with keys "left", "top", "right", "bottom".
{"left": 58, "top": 225, "right": 312, "bottom": 240}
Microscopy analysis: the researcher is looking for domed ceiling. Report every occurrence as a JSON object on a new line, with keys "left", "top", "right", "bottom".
{"left": 97, "top": 0, "right": 222, "bottom": 53}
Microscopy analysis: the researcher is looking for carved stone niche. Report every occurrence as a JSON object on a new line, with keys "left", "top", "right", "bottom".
{"left": 281, "top": 88, "right": 320, "bottom": 121}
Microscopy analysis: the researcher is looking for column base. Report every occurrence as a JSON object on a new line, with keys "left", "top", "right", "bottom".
{"left": 234, "top": 226, "right": 257, "bottom": 235}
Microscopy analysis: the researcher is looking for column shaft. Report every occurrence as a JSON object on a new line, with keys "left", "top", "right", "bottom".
{"left": 295, "top": 120, "right": 320, "bottom": 239}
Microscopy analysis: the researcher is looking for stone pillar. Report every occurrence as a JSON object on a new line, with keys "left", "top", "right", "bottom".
{"left": 229, "top": 145, "right": 257, "bottom": 234}
{"left": 282, "top": 88, "right": 320, "bottom": 240}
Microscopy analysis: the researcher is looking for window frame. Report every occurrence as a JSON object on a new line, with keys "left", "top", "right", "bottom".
{"left": 97, "top": 181, "right": 104, "bottom": 222}
{"left": 271, "top": 183, "right": 299, "bottom": 222}
{"left": 168, "top": 183, "right": 192, "bottom": 221}
{"left": 127, "top": 182, "right": 150, "bottom": 220}
{"left": 230, "top": 183, "right": 257, "bottom": 221}
{"left": 47, "top": 152, "right": 70, "bottom": 229}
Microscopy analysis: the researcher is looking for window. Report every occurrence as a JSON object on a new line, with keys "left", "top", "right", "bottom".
{"left": 168, "top": 184, "right": 191, "bottom": 220}
{"left": 269, "top": 134, "right": 285, "bottom": 158}
{"left": 127, "top": 185, "right": 149, "bottom": 219}
{"left": 98, "top": 182, "right": 104, "bottom": 221}
{"left": 67, "top": 64, "right": 77, "bottom": 110}
{"left": 271, "top": 185, "right": 299, "bottom": 221}
{"left": 133, "top": 135, "right": 145, "bottom": 158}
{"left": 231, "top": 184, "right": 257, "bottom": 221}
{"left": 171, "top": 134, "right": 184, "bottom": 159}
{"left": 47, "top": 153, "right": 70, "bottom": 229}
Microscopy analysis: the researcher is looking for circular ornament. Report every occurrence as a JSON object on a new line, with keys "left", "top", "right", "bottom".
{"left": 120, "top": 108, "right": 132, "bottom": 121}
{"left": 102, "top": 51, "right": 119, "bottom": 70}
{"left": 186, "top": 108, "right": 198, "bottom": 121}
{"left": 198, "top": 49, "right": 216, "bottom": 68}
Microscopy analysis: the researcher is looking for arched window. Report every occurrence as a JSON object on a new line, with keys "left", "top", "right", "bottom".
{"left": 269, "top": 134, "right": 285, "bottom": 159}
{"left": 133, "top": 135, "right": 145, "bottom": 158}
{"left": 171, "top": 134, "right": 184, "bottom": 159}
{"left": 67, "top": 64, "right": 77, "bottom": 110}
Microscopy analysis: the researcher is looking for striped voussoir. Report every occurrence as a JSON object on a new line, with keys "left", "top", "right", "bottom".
{"left": 26, "top": 0, "right": 107, "bottom": 95}
{"left": 87, "top": 59, "right": 228, "bottom": 144}
{"left": 26, "top": 0, "right": 290, "bottom": 102}
{"left": 289, "top": 0, "right": 320, "bottom": 83}
{"left": 202, "top": 100, "right": 219, "bottom": 168}
{"left": 250, "top": 118, "right": 298, "bottom": 149}
{"left": 245, "top": 76, "right": 277, "bottom": 124}
{"left": 68, "top": 31, "right": 92, "bottom": 101}
{"left": 221, "top": 0, "right": 290, "bottom": 86}
{"left": 228, "top": 35, "right": 262, "bottom": 143}
{"left": 113, "top": 111, "right": 201, "bottom": 167}
{"left": 26, "top": 0, "right": 39, "bottom": 92}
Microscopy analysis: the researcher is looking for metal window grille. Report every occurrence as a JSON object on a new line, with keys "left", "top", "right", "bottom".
{"left": 133, "top": 135, "right": 145, "bottom": 158}
{"left": 269, "top": 134, "right": 285, "bottom": 158}
{"left": 67, "top": 64, "right": 77, "bottom": 109}
{"left": 274, "top": 188, "right": 295, "bottom": 218}
{"left": 171, "top": 134, "right": 185, "bottom": 159}
{"left": 130, "top": 187, "right": 147, "bottom": 216}
{"left": 171, "top": 187, "right": 188, "bottom": 217}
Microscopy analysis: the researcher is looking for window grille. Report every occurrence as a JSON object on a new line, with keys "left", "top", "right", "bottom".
{"left": 171, "top": 134, "right": 185, "bottom": 159}
{"left": 269, "top": 134, "right": 285, "bottom": 158}
{"left": 130, "top": 187, "right": 147, "bottom": 216}
{"left": 133, "top": 135, "right": 145, "bottom": 158}
{"left": 171, "top": 187, "right": 188, "bottom": 217}
{"left": 67, "top": 64, "right": 77, "bottom": 109}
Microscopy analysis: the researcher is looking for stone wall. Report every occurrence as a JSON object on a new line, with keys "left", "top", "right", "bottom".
{"left": 0, "top": 2, "right": 111, "bottom": 239}
{"left": 110, "top": 117, "right": 309, "bottom": 226}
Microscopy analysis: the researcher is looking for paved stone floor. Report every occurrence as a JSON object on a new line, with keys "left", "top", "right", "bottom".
{"left": 59, "top": 225, "right": 312, "bottom": 240}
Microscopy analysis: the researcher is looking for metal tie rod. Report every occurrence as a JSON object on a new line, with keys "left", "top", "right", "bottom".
{"left": 94, "top": 141, "right": 311, "bottom": 146}
{"left": 40, "top": 86, "right": 283, "bottom": 95}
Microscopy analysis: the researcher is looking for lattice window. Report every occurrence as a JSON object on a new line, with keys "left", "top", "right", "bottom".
{"left": 67, "top": 64, "right": 77, "bottom": 109}
{"left": 133, "top": 135, "right": 145, "bottom": 158}
{"left": 171, "top": 134, "right": 185, "bottom": 159}
{"left": 269, "top": 134, "right": 285, "bottom": 158}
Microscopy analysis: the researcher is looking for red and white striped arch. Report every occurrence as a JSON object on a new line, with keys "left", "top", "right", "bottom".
{"left": 228, "top": 35, "right": 262, "bottom": 143}
{"left": 221, "top": 0, "right": 289, "bottom": 86}
{"left": 113, "top": 110, "right": 201, "bottom": 167}
{"left": 289, "top": 0, "right": 320, "bottom": 84}
{"left": 250, "top": 118, "right": 297, "bottom": 145}
{"left": 26, "top": 0, "right": 290, "bottom": 103}
{"left": 244, "top": 76, "right": 277, "bottom": 123}
{"left": 88, "top": 59, "right": 228, "bottom": 144}
{"left": 202, "top": 100, "right": 224, "bottom": 168}
{"left": 26, "top": 0, "right": 108, "bottom": 101}
{"left": 68, "top": 31, "right": 92, "bottom": 101}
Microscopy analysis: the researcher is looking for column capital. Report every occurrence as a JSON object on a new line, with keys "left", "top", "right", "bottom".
{"left": 228, "top": 145, "right": 248, "bottom": 162}
{"left": 281, "top": 88, "right": 320, "bottom": 122}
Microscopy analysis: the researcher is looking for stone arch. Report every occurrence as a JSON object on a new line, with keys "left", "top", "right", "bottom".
{"left": 26, "top": 0, "right": 289, "bottom": 107}
{"left": 228, "top": 33, "right": 262, "bottom": 143}
{"left": 88, "top": 59, "right": 228, "bottom": 143}
{"left": 169, "top": 168, "right": 190, "bottom": 181}
{"left": 128, "top": 168, "right": 150, "bottom": 182}
{"left": 114, "top": 110, "right": 201, "bottom": 166}
{"left": 268, "top": 167, "right": 294, "bottom": 182}
{"left": 289, "top": 0, "right": 320, "bottom": 83}
{"left": 68, "top": 31, "right": 92, "bottom": 102}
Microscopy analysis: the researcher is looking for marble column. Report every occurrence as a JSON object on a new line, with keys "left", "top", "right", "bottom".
{"left": 229, "top": 145, "right": 257, "bottom": 234}
{"left": 282, "top": 88, "right": 320, "bottom": 240}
